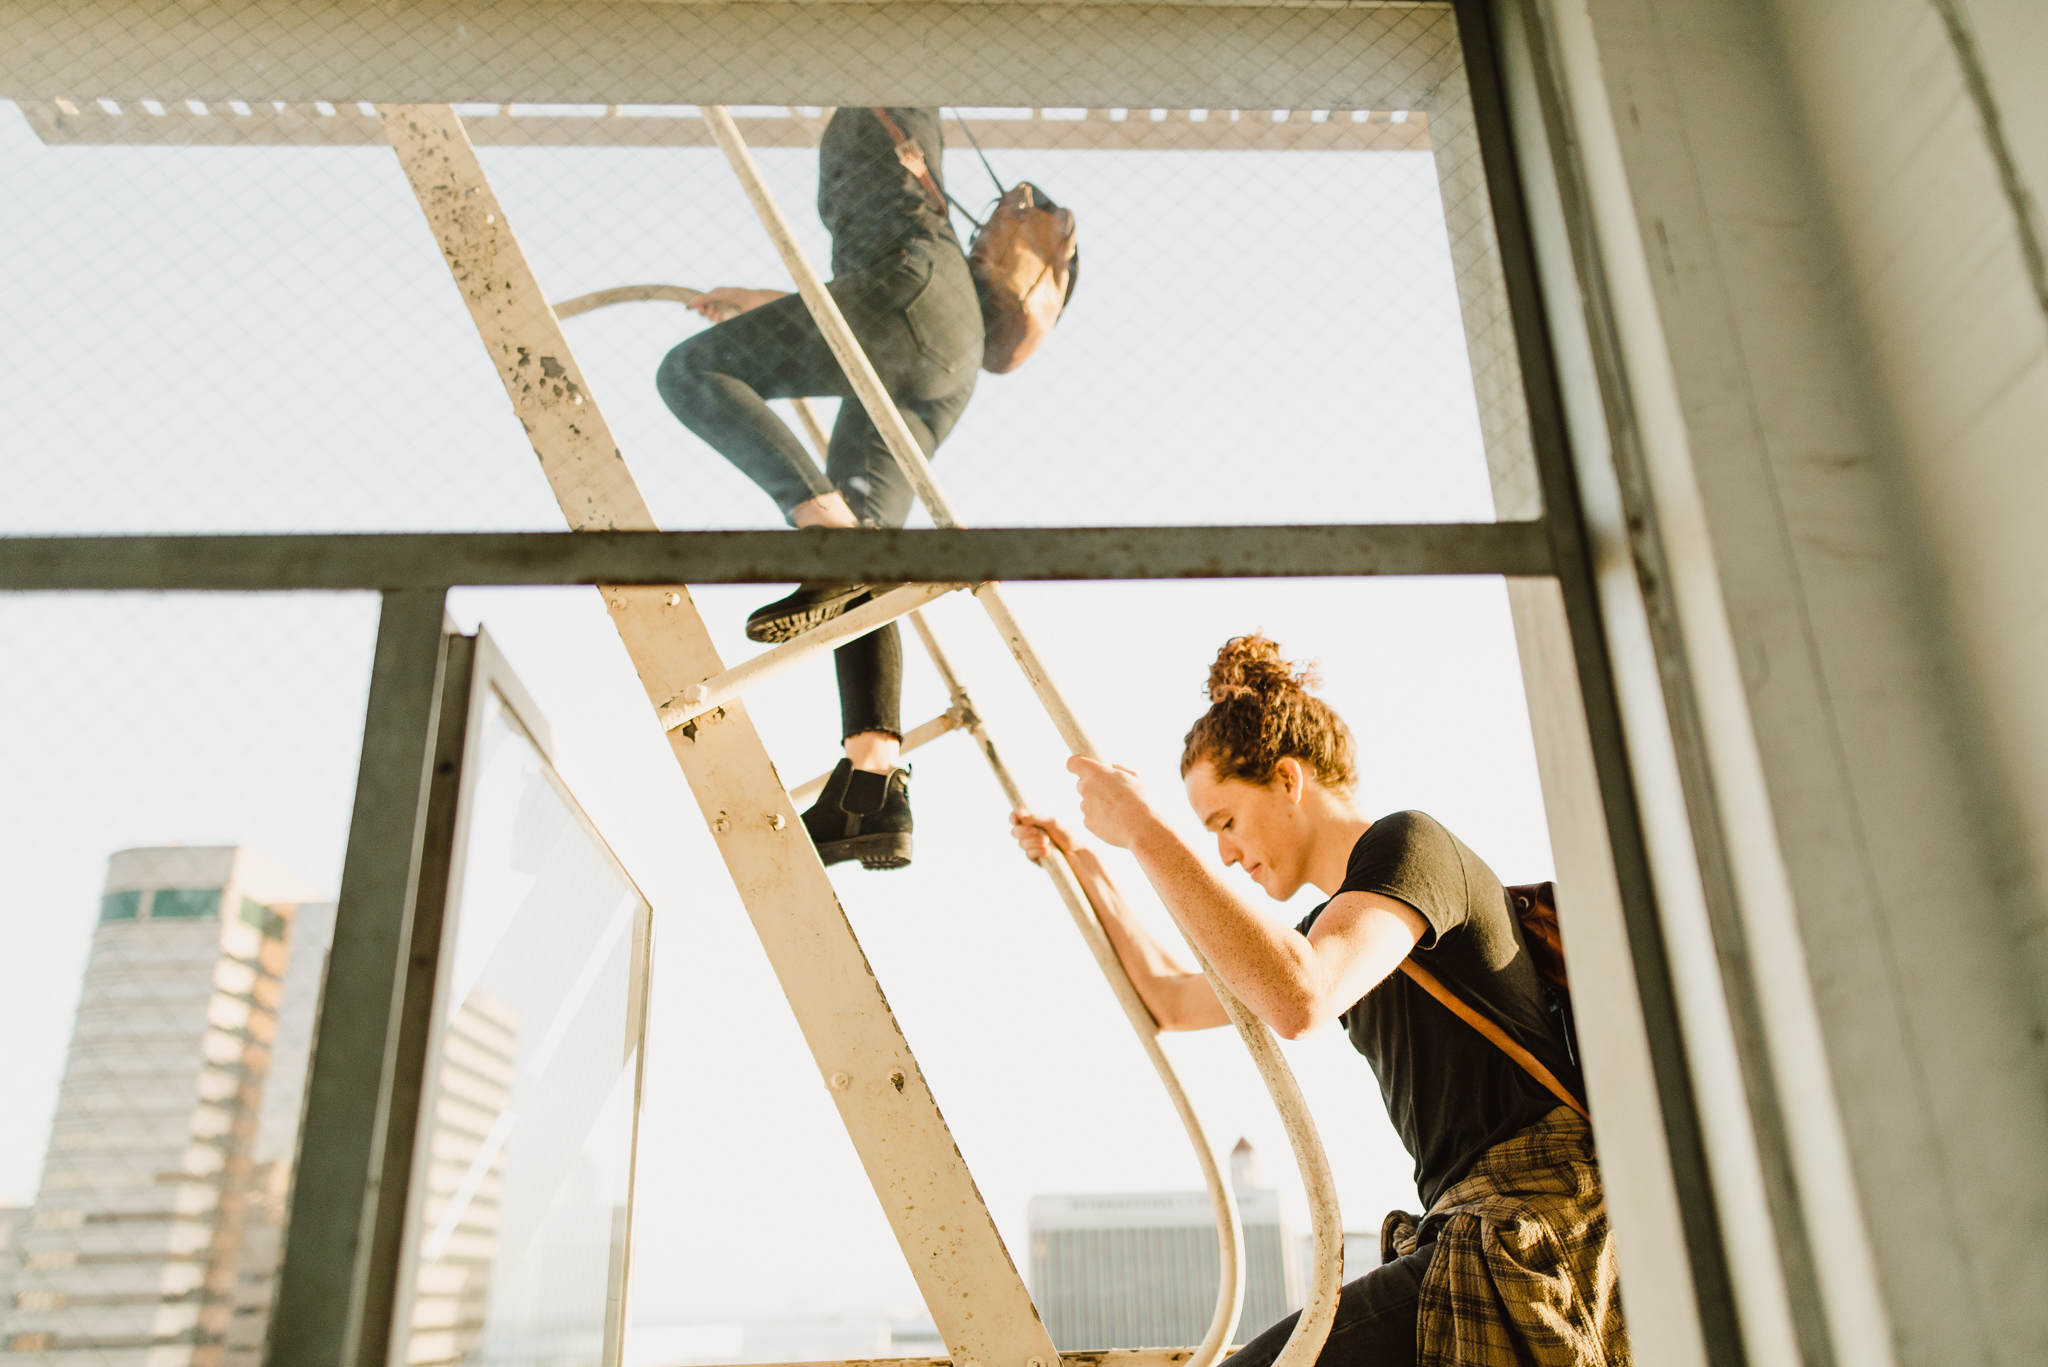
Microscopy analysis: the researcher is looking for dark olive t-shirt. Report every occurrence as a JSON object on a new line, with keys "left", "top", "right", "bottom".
{"left": 818, "top": 107, "right": 961, "bottom": 276}
{"left": 1295, "top": 811, "right": 1582, "bottom": 1210}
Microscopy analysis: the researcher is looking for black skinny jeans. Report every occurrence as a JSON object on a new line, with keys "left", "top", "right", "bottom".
{"left": 1229, "top": 1239, "right": 1436, "bottom": 1367}
{"left": 656, "top": 236, "right": 982, "bottom": 740}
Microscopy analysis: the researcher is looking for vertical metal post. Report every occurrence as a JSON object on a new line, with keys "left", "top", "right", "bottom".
{"left": 267, "top": 593, "right": 473, "bottom": 1367}
{"left": 1449, "top": 1, "right": 1748, "bottom": 1363}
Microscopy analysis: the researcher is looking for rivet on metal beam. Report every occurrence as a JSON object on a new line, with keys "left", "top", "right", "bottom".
{"left": 768, "top": 813, "right": 786, "bottom": 830}
{"left": 829, "top": 1072, "right": 850, "bottom": 1091}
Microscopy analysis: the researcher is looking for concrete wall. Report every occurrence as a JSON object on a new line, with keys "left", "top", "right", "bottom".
{"left": 1522, "top": 0, "right": 2048, "bottom": 1362}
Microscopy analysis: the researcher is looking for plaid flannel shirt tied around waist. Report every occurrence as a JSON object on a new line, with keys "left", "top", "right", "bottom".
{"left": 1382, "top": 1107, "right": 1631, "bottom": 1367}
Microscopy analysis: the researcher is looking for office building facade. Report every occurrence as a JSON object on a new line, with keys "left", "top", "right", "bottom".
{"left": 2, "top": 847, "right": 326, "bottom": 1366}
{"left": 1028, "top": 1141, "right": 1300, "bottom": 1351}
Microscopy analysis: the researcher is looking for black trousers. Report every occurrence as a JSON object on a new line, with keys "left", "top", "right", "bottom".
{"left": 656, "top": 235, "right": 982, "bottom": 740}
{"left": 1229, "top": 1241, "right": 1436, "bottom": 1367}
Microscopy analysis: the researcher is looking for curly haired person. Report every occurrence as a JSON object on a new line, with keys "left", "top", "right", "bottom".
{"left": 1013, "top": 634, "right": 1630, "bottom": 1367}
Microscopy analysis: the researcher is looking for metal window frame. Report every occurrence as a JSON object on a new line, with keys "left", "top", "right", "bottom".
{"left": 0, "top": 5, "right": 1753, "bottom": 1364}
{"left": 380, "top": 626, "right": 655, "bottom": 1367}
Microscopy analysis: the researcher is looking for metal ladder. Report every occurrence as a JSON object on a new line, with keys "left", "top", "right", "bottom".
{"left": 381, "top": 102, "right": 1344, "bottom": 1367}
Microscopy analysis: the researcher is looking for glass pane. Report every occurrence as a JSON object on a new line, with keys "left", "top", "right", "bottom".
{"left": 2, "top": 2, "right": 1539, "bottom": 536}
{"left": 390, "top": 682, "right": 651, "bottom": 1367}
{"left": 439, "top": 574, "right": 1555, "bottom": 1362}
{"left": 0, "top": 591, "right": 377, "bottom": 1364}
{"left": 149, "top": 888, "right": 223, "bottom": 920}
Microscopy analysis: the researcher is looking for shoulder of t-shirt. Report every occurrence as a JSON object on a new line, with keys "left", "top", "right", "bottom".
{"left": 1338, "top": 810, "right": 1464, "bottom": 945}
{"left": 1345, "top": 810, "right": 1454, "bottom": 874}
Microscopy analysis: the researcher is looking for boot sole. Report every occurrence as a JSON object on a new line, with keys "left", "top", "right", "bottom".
{"left": 816, "top": 832, "right": 913, "bottom": 871}
{"left": 746, "top": 587, "right": 871, "bottom": 644}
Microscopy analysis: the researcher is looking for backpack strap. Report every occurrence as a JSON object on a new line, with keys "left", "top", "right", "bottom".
{"left": 1397, "top": 959, "right": 1588, "bottom": 1119}
{"left": 870, "top": 107, "right": 947, "bottom": 215}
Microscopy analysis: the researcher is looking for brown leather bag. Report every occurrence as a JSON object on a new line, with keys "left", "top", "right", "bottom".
{"left": 967, "top": 182, "right": 1078, "bottom": 373}
{"left": 1397, "top": 881, "right": 1588, "bottom": 1119}
{"left": 870, "top": 108, "right": 1077, "bottom": 374}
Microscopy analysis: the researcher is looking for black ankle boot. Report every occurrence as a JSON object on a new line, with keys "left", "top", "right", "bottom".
{"left": 802, "top": 760, "right": 913, "bottom": 870}
{"left": 746, "top": 584, "right": 872, "bottom": 643}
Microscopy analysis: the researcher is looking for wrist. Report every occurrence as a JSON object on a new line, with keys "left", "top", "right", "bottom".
{"left": 1123, "top": 810, "right": 1181, "bottom": 861}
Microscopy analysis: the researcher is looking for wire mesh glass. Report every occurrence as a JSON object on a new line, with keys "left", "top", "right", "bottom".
{"left": 1, "top": 1, "right": 1539, "bottom": 540}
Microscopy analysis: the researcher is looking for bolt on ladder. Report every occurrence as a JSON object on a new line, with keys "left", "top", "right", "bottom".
{"left": 382, "top": 101, "right": 1343, "bottom": 1367}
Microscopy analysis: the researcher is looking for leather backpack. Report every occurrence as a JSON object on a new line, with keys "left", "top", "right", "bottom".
{"left": 872, "top": 109, "right": 1078, "bottom": 374}
{"left": 966, "top": 181, "right": 1078, "bottom": 373}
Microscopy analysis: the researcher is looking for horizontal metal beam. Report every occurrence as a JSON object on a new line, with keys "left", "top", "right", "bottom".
{"left": 0, "top": 524, "right": 1553, "bottom": 592}
{"left": 0, "top": 1, "right": 1461, "bottom": 110}
{"left": 22, "top": 99, "right": 1433, "bottom": 153}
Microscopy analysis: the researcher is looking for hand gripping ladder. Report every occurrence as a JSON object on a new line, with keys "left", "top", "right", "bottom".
{"left": 382, "top": 102, "right": 1343, "bottom": 1367}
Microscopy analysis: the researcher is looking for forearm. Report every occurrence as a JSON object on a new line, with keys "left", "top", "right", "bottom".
{"left": 1060, "top": 846, "right": 1228, "bottom": 1031}
{"left": 1124, "top": 819, "right": 1332, "bottom": 1037}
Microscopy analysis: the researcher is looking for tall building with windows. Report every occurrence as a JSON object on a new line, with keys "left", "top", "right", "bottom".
{"left": 222, "top": 897, "right": 336, "bottom": 1367}
{"left": 1, "top": 847, "right": 326, "bottom": 1366}
{"left": 1028, "top": 1140, "right": 1301, "bottom": 1351}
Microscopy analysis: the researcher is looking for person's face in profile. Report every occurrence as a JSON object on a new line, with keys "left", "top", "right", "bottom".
{"left": 1185, "top": 757, "right": 1316, "bottom": 901}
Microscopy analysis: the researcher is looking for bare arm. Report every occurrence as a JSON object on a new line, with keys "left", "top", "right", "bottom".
{"left": 690, "top": 286, "right": 791, "bottom": 322}
{"left": 1070, "top": 758, "right": 1426, "bottom": 1040}
{"left": 1012, "top": 813, "right": 1230, "bottom": 1031}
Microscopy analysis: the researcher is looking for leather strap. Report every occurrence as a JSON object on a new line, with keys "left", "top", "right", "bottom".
{"left": 1397, "top": 960, "right": 1589, "bottom": 1119}
{"left": 871, "top": 107, "right": 948, "bottom": 215}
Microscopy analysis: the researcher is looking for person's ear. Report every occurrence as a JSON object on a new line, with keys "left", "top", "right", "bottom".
{"left": 1276, "top": 756, "right": 1305, "bottom": 804}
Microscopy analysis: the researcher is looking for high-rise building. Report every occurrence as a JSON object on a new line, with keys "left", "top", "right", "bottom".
{"left": 1028, "top": 1140, "right": 1301, "bottom": 1352}
{"left": 399, "top": 990, "right": 519, "bottom": 1367}
{"left": 1, "top": 846, "right": 326, "bottom": 1367}
{"left": 222, "top": 898, "right": 336, "bottom": 1367}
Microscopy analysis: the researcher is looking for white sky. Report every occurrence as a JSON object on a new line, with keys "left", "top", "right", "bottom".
{"left": 0, "top": 103, "right": 1555, "bottom": 1333}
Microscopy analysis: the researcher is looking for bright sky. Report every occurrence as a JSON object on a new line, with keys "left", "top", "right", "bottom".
{"left": 0, "top": 103, "right": 1554, "bottom": 1334}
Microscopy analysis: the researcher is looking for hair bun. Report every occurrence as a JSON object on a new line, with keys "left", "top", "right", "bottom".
{"left": 1205, "top": 633, "right": 1319, "bottom": 704}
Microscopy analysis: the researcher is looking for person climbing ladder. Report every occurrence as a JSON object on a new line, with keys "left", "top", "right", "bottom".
{"left": 1012, "top": 634, "right": 1630, "bottom": 1366}
{"left": 657, "top": 105, "right": 1076, "bottom": 871}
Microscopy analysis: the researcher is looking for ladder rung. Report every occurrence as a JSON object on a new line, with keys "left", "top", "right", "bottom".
{"left": 658, "top": 581, "right": 965, "bottom": 732}
{"left": 787, "top": 706, "right": 968, "bottom": 804}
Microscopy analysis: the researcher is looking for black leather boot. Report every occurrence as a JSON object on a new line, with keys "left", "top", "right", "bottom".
{"left": 746, "top": 584, "right": 872, "bottom": 643}
{"left": 802, "top": 760, "right": 913, "bottom": 870}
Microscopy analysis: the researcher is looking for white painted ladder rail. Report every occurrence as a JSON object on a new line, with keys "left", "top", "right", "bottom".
{"left": 655, "top": 580, "right": 966, "bottom": 732}
{"left": 700, "top": 103, "right": 1346, "bottom": 1367}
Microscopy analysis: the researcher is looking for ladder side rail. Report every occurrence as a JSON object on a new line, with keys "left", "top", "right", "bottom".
{"left": 908, "top": 612, "right": 1248, "bottom": 1365}
{"left": 704, "top": 104, "right": 1344, "bottom": 1367}
{"left": 380, "top": 103, "right": 1060, "bottom": 1367}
